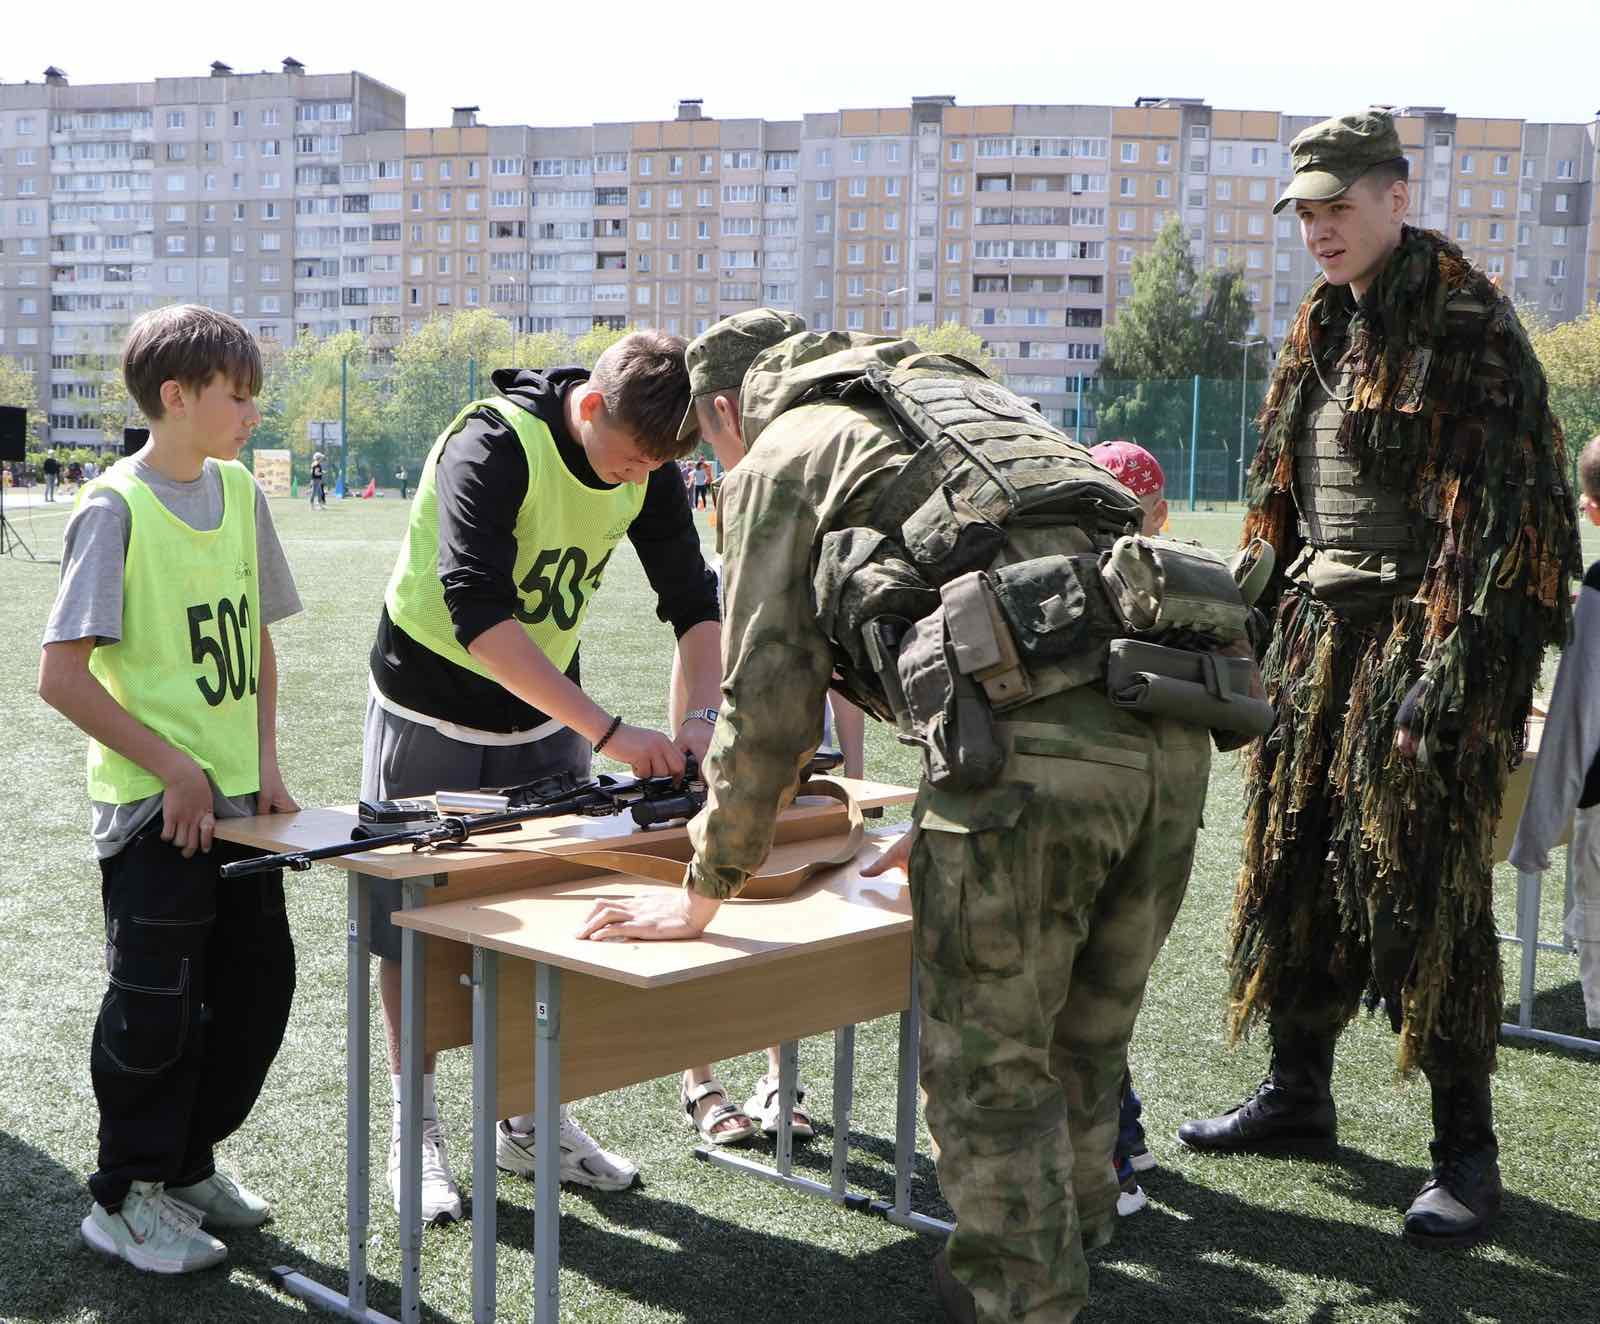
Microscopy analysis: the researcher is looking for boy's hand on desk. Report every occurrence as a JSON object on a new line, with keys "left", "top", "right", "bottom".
{"left": 577, "top": 888, "right": 722, "bottom": 942}
{"left": 160, "top": 756, "right": 216, "bottom": 859}
{"left": 257, "top": 760, "right": 300, "bottom": 816}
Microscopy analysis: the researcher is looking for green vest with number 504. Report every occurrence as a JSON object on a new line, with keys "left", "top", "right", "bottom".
{"left": 84, "top": 459, "right": 263, "bottom": 804}
{"left": 385, "top": 395, "right": 646, "bottom": 683}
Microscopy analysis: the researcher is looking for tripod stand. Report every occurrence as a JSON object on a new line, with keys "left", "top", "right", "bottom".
{"left": 0, "top": 472, "right": 43, "bottom": 561}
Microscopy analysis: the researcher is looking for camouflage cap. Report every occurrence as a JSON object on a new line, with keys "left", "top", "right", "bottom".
{"left": 677, "top": 307, "right": 807, "bottom": 443}
{"left": 1273, "top": 109, "right": 1406, "bottom": 215}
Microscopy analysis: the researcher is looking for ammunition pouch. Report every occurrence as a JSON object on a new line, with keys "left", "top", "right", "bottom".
{"left": 894, "top": 605, "right": 1005, "bottom": 791}
{"left": 1105, "top": 639, "right": 1273, "bottom": 739}
{"left": 1099, "top": 534, "right": 1252, "bottom": 649}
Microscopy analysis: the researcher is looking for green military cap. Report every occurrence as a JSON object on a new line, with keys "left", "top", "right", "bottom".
{"left": 1273, "top": 109, "right": 1406, "bottom": 214}
{"left": 677, "top": 307, "right": 807, "bottom": 443}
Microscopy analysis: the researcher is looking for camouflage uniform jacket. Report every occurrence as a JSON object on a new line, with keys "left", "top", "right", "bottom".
{"left": 687, "top": 332, "right": 921, "bottom": 900}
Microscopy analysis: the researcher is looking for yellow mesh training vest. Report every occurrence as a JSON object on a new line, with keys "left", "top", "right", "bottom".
{"left": 85, "top": 459, "right": 262, "bottom": 803}
{"left": 385, "top": 395, "right": 646, "bottom": 680}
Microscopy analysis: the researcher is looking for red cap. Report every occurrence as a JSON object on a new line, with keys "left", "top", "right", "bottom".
{"left": 1089, "top": 440, "right": 1164, "bottom": 498}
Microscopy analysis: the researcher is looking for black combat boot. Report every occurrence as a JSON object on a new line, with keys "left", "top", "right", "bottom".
{"left": 1403, "top": 1075, "right": 1502, "bottom": 1250}
{"left": 1176, "top": 1025, "right": 1338, "bottom": 1153}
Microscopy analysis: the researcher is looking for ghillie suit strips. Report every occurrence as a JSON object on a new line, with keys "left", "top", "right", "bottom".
{"left": 1229, "top": 226, "right": 1581, "bottom": 1075}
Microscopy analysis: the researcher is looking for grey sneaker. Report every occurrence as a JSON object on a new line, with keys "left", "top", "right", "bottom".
{"left": 387, "top": 1118, "right": 464, "bottom": 1224}
{"left": 169, "top": 1169, "right": 271, "bottom": 1229}
{"left": 80, "top": 1181, "right": 228, "bottom": 1274}
{"left": 496, "top": 1107, "right": 639, "bottom": 1191}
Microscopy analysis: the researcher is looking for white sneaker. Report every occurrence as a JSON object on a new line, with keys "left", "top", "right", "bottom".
{"left": 168, "top": 1169, "right": 271, "bottom": 1229}
{"left": 1117, "top": 1184, "right": 1149, "bottom": 1217}
{"left": 387, "top": 1118, "right": 464, "bottom": 1224}
{"left": 80, "top": 1181, "right": 228, "bottom": 1274}
{"left": 495, "top": 1107, "right": 639, "bottom": 1191}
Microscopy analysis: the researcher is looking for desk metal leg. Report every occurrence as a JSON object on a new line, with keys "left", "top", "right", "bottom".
{"left": 830, "top": 1025, "right": 855, "bottom": 1202}
{"left": 695, "top": 1032, "right": 872, "bottom": 1213}
{"left": 270, "top": 871, "right": 398, "bottom": 1323}
{"left": 470, "top": 947, "right": 499, "bottom": 1324}
{"left": 533, "top": 963, "right": 561, "bottom": 1324}
{"left": 870, "top": 962, "right": 952, "bottom": 1237}
{"left": 397, "top": 877, "right": 434, "bottom": 1323}
{"left": 776, "top": 1039, "right": 799, "bottom": 1178}
{"left": 1501, "top": 867, "right": 1600, "bottom": 1053}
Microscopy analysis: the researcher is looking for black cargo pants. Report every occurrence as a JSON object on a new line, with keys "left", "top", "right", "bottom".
{"left": 88, "top": 825, "right": 295, "bottom": 1211}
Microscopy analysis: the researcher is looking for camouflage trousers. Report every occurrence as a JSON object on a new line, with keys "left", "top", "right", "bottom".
{"left": 911, "top": 685, "right": 1211, "bottom": 1324}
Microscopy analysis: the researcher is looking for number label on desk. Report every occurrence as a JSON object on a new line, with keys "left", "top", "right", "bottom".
{"left": 536, "top": 1001, "right": 549, "bottom": 1022}
{"left": 348, "top": 921, "right": 358, "bottom": 943}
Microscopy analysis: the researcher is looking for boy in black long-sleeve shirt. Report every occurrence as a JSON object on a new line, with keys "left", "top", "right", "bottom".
{"left": 366, "top": 330, "right": 723, "bottom": 1222}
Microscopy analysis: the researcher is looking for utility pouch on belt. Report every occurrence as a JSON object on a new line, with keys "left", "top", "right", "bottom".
{"left": 1100, "top": 534, "right": 1251, "bottom": 648}
{"left": 895, "top": 606, "right": 1005, "bottom": 790}
{"left": 1106, "top": 639, "right": 1273, "bottom": 738}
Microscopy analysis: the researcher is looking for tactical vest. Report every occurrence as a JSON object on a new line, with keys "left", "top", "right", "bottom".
{"left": 809, "top": 354, "right": 1260, "bottom": 787}
{"left": 1291, "top": 331, "right": 1428, "bottom": 605}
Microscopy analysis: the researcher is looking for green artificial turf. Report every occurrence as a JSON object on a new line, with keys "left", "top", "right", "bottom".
{"left": 1, "top": 495, "right": 1596, "bottom": 1324}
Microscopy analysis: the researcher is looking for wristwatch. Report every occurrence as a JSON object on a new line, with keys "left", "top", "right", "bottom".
{"left": 684, "top": 707, "right": 719, "bottom": 727}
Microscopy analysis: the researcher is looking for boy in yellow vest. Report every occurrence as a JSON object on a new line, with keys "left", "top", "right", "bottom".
{"left": 367, "top": 329, "right": 723, "bottom": 1220}
{"left": 38, "top": 305, "right": 301, "bottom": 1274}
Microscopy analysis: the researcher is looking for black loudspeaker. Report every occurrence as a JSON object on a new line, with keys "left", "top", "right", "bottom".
{"left": 0, "top": 405, "right": 25, "bottom": 462}
{"left": 123, "top": 426, "right": 149, "bottom": 457}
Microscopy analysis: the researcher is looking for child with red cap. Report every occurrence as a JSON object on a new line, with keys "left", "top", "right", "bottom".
{"left": 1090, "top": 438, "right": 1168, "bottom": 536}
{"left": 1088, "top": 438, "right": 1171, "bottom": 1214}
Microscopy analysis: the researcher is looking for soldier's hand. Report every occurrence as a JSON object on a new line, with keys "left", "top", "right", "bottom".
{"left": 861, "top": 826, "right": 918, "bottom": 878}
{"left": 1394, "top": 726, "right": 1418, "bottom": 760}
{"left": 577, "top": 887, "right": 722, "bottom": 942}
{"left": 603, "top": 724, "right": 687, "bottom": 779}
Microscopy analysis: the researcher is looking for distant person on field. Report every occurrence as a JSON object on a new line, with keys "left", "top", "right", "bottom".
{"left": 1510, "top": 432, "right": 1600, "bottom": 1031}
{"left": 692, "top": 455, "right": 713, "bottom": 509}
{"left": 43, "top": 450, "right": 60, "bottom": 501}
{"left": 38, "top": 304, "right": 301, "bottom": 1275}
{"left": 396, "top": 464, "right": 410, "bottom": 501}
{"left": 309, "top": 451, "right": 327, "bottom": 508}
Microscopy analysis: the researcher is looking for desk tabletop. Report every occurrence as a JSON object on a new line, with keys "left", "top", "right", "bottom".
{"left": 213, "top": 776, "right": 914, "bottom": 880}
{"left": 391, "top": 830, "right": 910, "bottom": 989}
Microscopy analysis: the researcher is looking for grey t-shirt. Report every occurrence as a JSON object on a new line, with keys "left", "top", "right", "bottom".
{"left": 43, "top": 456, "right": 303, "bottom": 857}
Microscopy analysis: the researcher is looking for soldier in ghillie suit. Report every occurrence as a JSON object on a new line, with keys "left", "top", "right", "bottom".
{"left": 576, "top": 309, "right": 1234, "bottom": 1322}
{"left": 1177, "top": 110, "right": 1581, "bottom": 1251}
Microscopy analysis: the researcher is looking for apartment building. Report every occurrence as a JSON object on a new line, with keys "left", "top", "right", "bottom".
{"left": 3, "top": 72, "right": 1596, "bottom": 446}
{"left": 0, "top": 61, "right": 403, "bottom": 444}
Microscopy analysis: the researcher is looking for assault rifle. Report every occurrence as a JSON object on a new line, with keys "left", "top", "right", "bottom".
{"left": 219, "top": 748, "right": 844, "bottom": 880}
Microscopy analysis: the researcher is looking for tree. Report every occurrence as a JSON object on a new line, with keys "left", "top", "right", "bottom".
{"left": 384, "top": 311, "right": 516, "bottom": 464}
{"left": 912, "top": 321, "right": 1003, "bottom": 379}
{"left": 0, "top": 355, "right": 45, "bottom": 449}
{"left": 1528, "top": 303, "right": 1600, "bottom": 456}
{"left": 1097, "top": 218, "right": 1267, "bottom": 466}
{"left": 570, "top": 323, "right": 631, "bottom": 369}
